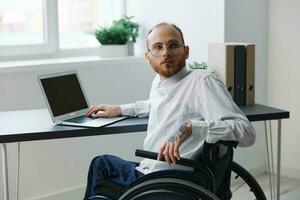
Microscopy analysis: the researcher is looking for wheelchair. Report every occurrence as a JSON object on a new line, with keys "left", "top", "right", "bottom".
{"left": 94, "top": 141, "right": 267, "bottom": 200}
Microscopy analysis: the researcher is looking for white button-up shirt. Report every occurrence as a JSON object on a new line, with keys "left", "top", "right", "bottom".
{"left": 120, "top": 67, "right": 256, "bottom": 174}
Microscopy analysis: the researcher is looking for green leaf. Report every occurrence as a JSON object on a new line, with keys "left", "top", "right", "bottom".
{"left": 188, "top": 61, "right": 209, "bottom": 69}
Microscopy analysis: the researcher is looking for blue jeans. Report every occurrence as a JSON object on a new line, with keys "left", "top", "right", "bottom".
{"left": 84, "top": 155, "right": 144, "bottom": 200}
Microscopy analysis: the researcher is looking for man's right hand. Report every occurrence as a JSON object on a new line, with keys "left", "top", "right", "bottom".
{"left": 85, "top": 104, "right": 122, "bottom": 118}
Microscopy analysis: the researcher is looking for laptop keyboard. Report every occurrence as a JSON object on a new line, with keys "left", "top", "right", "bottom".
{"left": 65, "top": 115, "right": 95, "bottom": 123}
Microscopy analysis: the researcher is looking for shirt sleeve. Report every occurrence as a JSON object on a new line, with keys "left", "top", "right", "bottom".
{"left": 120, "top": 100, "right": 150, "bottom": 118}
{"left": 191, "top": 74, "right": 256, "bottom": 147}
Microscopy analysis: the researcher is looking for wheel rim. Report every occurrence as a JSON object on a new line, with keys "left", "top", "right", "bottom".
{"left": 119, "top": 178, "right": 220, "bottom": 200}
{"left": 230, "top": 162, "right": 267, "bottom": 200}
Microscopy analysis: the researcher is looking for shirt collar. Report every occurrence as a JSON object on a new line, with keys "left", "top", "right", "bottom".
{"left": 158, "top": 67, "right": 190, "bottom": 94}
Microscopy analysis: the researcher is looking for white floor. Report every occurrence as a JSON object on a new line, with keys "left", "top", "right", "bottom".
{"left": 232, "top": 173, "right": 300, "bottom": 200}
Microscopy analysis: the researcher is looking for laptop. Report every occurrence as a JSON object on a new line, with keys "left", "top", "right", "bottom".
{"left": 38, "top": 70, "right": 126, "bottom": 127}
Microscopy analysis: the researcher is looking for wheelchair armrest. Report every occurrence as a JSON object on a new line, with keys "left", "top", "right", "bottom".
{"left": 135, "top": 149, "right": 201, "bottom": 168}
{"left": 135, "top": 141, "right": 237, "bottom": 167}
{"left": 135, "top": 140, "right": 237, "bottom": 166}
{"left": 135, "top": 149, "right": 216, "bottom": 192}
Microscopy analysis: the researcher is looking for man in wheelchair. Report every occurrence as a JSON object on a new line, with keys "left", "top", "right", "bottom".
{"left": 83, "top": 22, "right": 256, "bottom": 200}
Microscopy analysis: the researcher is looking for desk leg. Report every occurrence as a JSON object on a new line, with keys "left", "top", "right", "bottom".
{"left": 277, "top": 120, "right": 282, "bottom": 200}
{"left": 269, "top": 121, "right": 276, "bottom": 199}
{"left": 1, "top": 143, "right": 9, "bottom": 200}
{"left": 16, "top": 142, "right": 20, "bottom": 200}
{"left": 265, "top": 121, "right": 274, "bottom": 200}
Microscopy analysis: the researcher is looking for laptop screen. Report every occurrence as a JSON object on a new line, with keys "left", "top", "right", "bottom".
{"left": 40, "top": 73, "right": 88, "bottom": 117}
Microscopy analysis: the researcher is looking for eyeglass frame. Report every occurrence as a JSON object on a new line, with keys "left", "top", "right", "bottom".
{"left": 147, "top": 41, "right": 186, "bottom": 57}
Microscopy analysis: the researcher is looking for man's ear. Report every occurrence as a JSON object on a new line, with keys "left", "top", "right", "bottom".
{"left": 144, "top": 51, "right": 150, "bottom": 62}
{"left": 184, "top": 45, "right": 190, "bottom": 59}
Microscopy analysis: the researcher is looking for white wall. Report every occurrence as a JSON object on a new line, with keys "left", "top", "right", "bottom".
{"left": 268, "top": 0, "right": 300, "bottom": 179}
{"left": 0, "top": 58, "right": 154, "bottom": 200}
{"left": 127, "top": 0, "right": 225, "bottom": 62}
{"left": 0, "top": 58, "right": 153, "bottom": 111}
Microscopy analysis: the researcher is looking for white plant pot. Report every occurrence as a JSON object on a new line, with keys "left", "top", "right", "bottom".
{"left": 127, "top": 42, "right": 134, "bottom": 56}
{"left": 99, "top": 44, "right": 129, "bottom": 57}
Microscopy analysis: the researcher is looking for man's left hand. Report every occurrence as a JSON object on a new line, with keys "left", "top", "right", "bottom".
{"left": 157, "top": 121, "right": 192, "bottom": 165}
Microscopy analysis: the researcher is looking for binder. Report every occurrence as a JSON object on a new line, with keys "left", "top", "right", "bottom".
{"left": 208, "top": 43, "right": 255, "bottom": 106}
{"left": 207, "top": 44, "right": 235, "bottom": 98}
{"left": 234, "top": 45, "right": 246, "bottom": 106}
{"left": 245, "top": 44, "right": 255, "bottom": 105}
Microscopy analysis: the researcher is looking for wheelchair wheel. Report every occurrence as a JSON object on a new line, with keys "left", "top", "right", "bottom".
{"left": 231, "top": 161, "right": 267, "bottom": 200}
{"left": 119, "top": 178, "right": 220, "bottom": 200}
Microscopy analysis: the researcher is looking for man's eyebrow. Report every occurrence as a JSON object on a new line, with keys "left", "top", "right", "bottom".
{"left": 150, "top": 39, "right": 180, "bottom": 46}
{"left": 151, "top": 42, "right": 163, "bottom": 46}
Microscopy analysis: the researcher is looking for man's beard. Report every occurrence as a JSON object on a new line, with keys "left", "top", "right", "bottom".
{"left": 155, "top": 61, "right": 186, "bottom": 79}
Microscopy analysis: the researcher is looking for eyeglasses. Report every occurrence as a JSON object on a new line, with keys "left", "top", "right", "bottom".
{"left": 148, "top": 41, "right": 185, "bottom": 57}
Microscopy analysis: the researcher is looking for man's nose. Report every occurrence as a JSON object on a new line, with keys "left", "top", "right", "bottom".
{"left": 162, "top": 46, "right": 170, "bottom": 57}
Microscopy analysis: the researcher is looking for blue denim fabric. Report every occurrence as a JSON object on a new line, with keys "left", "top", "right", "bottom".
{"left": 84, "top": 155, "right": 144, "bottom": 200}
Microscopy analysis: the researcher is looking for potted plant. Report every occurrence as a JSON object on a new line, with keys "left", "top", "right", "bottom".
{"left": 95, "top": 16, "right": 139, "bottom": 57}
{"left": 188, "top": 61, "right": 216, "bottom": 74}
